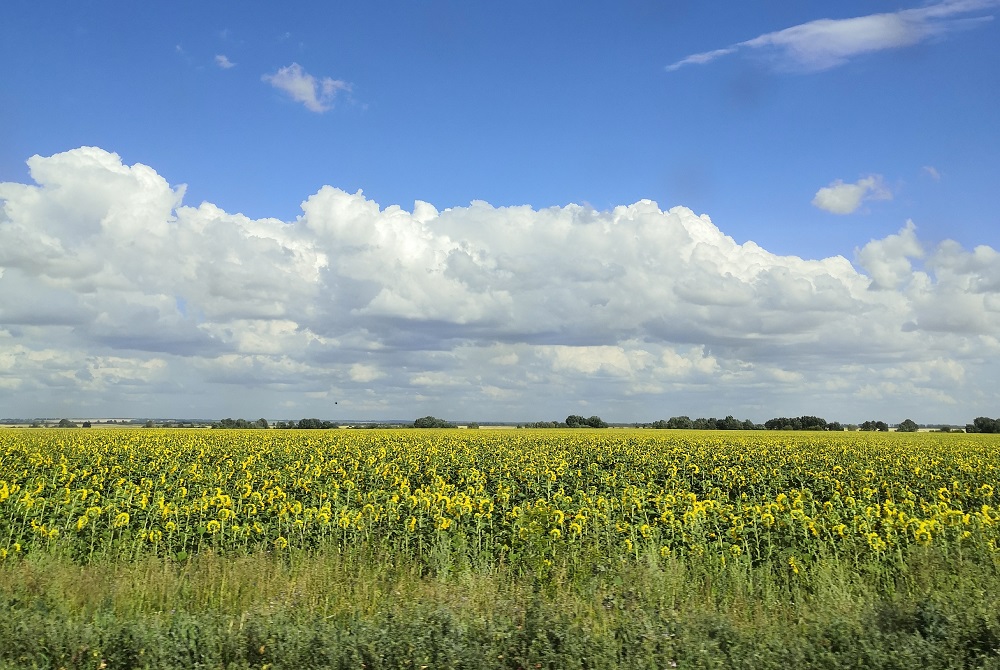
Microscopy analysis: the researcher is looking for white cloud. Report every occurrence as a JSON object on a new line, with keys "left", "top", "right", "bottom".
{"left": 215, "top": 54, "right": 236, "bottom": 69}
{"left": 856, "top": 220, "right": 923, "bottom": 289}
{"left": 923, "top": 165, "right": 942, "bottom": 180}
{"left": 262, "top": 63, "right": 350, "bottom": 113}
{"left": 349, "top": 363, "right": 385, "bottom": 383}
{"left": 667, "top": 0, "right": 998, "bottom": 72}
{"left": 812, "top": 175, "right": 892, "bottom": 214}
{"left": 2, "top": 147, "right": 1000, "bottom": 422}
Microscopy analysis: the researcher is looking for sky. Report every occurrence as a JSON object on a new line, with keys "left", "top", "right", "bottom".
{"left": 1, "top": 0, "right": 999, "bottom": 424}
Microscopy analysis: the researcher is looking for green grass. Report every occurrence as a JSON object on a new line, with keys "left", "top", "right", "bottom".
{"left": 1, "top": 546, "right": 999, "bottom": 669}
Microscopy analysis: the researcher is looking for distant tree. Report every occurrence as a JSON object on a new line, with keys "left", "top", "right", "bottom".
{"left": 968, "top": 417, "right": 1000, "bottom": 434}
{"left": 414, "top": 416, "right": 455, "bottom": 428}
{"left": 860, "top": 420, "right": 889, "bottom": 432}
{"left": 292, "top": 418, "right": 338, "bottom": 429}
{"left": 57, "top": 418, "right": 77, "bottom": 428}
{"left": 82, "top": 421, "right": 92, "bottom": 428}
{"left": 565, "top": 415, "right": 587, "bottom": 428}
{"left": 897, "top": 419, "right": 919, "bottom": 433}
{"left": 719, "top": 415, "right": 742, "bottom": 430}
{"left": 144, "top": 420, "right": 155, "bottom": 428}
{"left": 585, "top": 415, "right": 608, "bottom": 428}
{"left": 467, "top": 422, "right": 480, "bottom": 429}
{"left": 801, "top": 416, "right": 828, "bottom": 430}
{"left": 667, "top": 416, "right": 694, "bottom": 429}
{"left": 256, "top": 418, "right": 269, "bottom": 429}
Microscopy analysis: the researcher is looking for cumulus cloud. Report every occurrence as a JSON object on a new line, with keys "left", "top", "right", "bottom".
{"left": 667, "top": 0, "right": 998, "bottom": 72}
{"left": 215, "top": 54, "right": 236, "bottom": 69}
{"left": 2, "top": 147, "right": 1000, "bottom": 421}
{"left": 856, "top": 220, "right": 923, "bottom": 289}
{"left": 262, "top": 63, "right": 350, "bottom": 113}
{"left": 812, "top": 175, "right": 892, "bottom": 215}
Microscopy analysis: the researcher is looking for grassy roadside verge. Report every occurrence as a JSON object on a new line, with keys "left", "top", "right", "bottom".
{"left": 2, "top": 547, "right": 999, "bottom": 669}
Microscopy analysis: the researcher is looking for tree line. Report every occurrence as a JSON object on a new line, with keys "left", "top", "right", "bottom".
{"left": 647, "top": 416, "right": 760, "bottom": 430}
{"left": 646, "top": 416, "right": 913, "bottom": 432}
{"left": 966, "top": 417, "right": 1000, "bottom": 433}
{"left": 212, "top": 418, "right": 339, "bottom": 430}
{"left": 198, "top": 414, "right": 1000, "bottom": 432}
{"left": 520, "top": 415, "right": 609, "bottom": 429}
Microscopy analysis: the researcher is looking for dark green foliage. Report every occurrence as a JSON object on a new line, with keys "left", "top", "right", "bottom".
{"left": 566, "top": 415, "right": 607, "bottom": 428}
{"left": 897, "top": 419, "right": 919, "bottom": 432}
{"left": 860, "top": 420, "right": 890, "bottom": 432}
{"left": 651, "top": 416, "right": 760, "bottom": 430}
{"left": 765, "top": 416, "right": 829, "bottom": 430}
{"left": 296, "top": 418, "right": 339, "bottom": 429}
{"left": 967, "top": 417, "right": 1000, "bottom": 433}
{"left": 414, "top": 416, "right": 456, "bottom": 428}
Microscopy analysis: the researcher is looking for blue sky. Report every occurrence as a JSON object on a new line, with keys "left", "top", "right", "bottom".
{"left": 1, "top": 1, "right": 999, "bottom": 423}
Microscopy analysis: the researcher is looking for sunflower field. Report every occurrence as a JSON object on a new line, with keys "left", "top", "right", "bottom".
{"left": 2, "top": 427, "right": 999, "bottom": 577}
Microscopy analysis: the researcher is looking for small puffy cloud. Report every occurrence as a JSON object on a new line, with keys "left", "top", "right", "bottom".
{"left": 812, "top": 175, "right": 892, "bottom": 215}
{"left": 3, "top": 147, "right": 1000, "bottom": 422}
{"left": 667, "top": 0, "right": 998, "bottom": 72}
{"left": 262, "top": 63, "right": 350, "bottom": 113}
{"left": 215, "top": 54, "right": 236, "bottom": 69}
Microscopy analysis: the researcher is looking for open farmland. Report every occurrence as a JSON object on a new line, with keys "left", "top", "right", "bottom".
{"left": 2, "top": 428, "right": 1000, "bottom": 668}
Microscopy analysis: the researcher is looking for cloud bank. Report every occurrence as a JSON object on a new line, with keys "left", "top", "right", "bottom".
{"left": 667, "top": 0, "right": 998, "bottom": 72}
{"left": 1, "top": 147, "right": 999, "bottom": 422}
